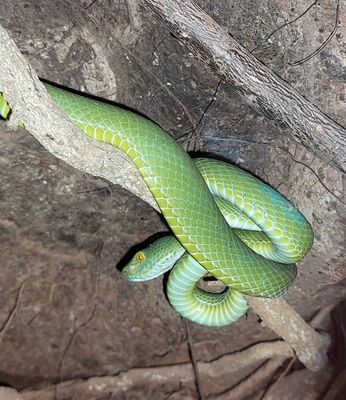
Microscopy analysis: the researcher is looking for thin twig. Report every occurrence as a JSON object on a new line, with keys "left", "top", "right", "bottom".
{"left": 184, "top": 320, "right": 204, "bottom": 400}
{"left": 260, "top": 356, "right": 297, "bottom": 399}
{"left": 288, "top": 0, "right": 340, "bottom": 66}
{"left": 212, "top": 357, "right": 287, "bottom": 400}
{"left": 178, "top": 78, "right": 222, "bottom": 151}
{"left": 258, "top": 0, "right": 318, "bottom": 47}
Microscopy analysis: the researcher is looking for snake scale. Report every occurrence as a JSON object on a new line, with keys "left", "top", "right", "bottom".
{"left": 0, "top": 83, "right": 314, "bottom": 326}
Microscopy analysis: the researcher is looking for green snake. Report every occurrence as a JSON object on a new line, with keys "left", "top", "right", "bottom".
{"left": 0, "top": 83, "right": 314, "bottom": 327}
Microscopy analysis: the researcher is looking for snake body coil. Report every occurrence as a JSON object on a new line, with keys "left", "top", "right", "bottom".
{"left": 0, "top": 84, "right": 314, "bottom": 326}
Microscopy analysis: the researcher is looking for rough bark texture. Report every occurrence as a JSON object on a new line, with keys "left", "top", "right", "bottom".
{"left": 0, "top": 25, "right": 157, "bottom": 210}
{"left": 0, "top": 0, "right": 345, "bottom": 399}
{"left": 143, "top": 0, "right": 346, "bottom": 174}
{"left": 245, "top": 297, "right": 329, "bottom": 371}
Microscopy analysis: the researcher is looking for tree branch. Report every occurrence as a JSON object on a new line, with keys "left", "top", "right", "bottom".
{"left": 142, "top": 0, "right": 346, "bottom": 174}
{"left": 0, "top": 25, "right": 158, "bottom": 211}
{"left": 245, "top": 297, "right": 330, "bottom": 371}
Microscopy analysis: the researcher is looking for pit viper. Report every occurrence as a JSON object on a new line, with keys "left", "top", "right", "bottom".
{"left": 0, "top": 83, "right": 314, "bottom": 326}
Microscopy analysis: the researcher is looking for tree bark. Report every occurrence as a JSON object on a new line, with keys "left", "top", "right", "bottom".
{"left": 142, "top": 0, "right": 346, "bottom": 174}
{"left": 0, "top": 25, "right": 157, "bottom": 211}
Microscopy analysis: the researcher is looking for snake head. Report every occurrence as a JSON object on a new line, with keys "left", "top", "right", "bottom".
{"left": 122, "top": 250, "right": 151, "bottom": 281}
{"left": 122, "top": 236, "right": 185, "bottom": 282}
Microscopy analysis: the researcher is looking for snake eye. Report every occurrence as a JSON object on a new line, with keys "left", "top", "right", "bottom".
{"left": 135, "top": 252, "right": 145, "bottom": 263}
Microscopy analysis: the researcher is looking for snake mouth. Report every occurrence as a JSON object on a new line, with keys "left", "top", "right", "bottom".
{"left": 123, "top": 275, "right": 155, "bottom": 282}
{"left": 122, "top": 267, "right": 162, "bottom": 282}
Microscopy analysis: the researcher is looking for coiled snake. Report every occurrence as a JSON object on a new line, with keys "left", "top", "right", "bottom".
{"left": 0, "top": 84, "right": 314, "bottom": 326}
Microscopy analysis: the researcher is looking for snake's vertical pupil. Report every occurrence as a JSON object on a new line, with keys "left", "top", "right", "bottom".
{"left": 136, "top": 252, "right": 145, "bottom": 262}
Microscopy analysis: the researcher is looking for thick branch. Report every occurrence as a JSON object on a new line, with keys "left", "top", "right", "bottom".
{"left": 0, "top": 24, "right": 329, "bottom": 372}
{"left": 142, "top": 0, "right": 346, "bottom": 174}
{"left": 245, "top": 297, "right": 330, "bottom": 371}
{"left": 0, "top": 25, "right": 158, "bottom": 210}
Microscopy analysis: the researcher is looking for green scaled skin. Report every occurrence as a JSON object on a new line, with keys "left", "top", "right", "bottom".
{"left": 124, "top": 236, "right": 249, "bottom": 326}
{"left": 122, "top": 236, "right": 185, "bottom": 282}
{"left": 0, "top": 84, "right": 314, "bottom": 327}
